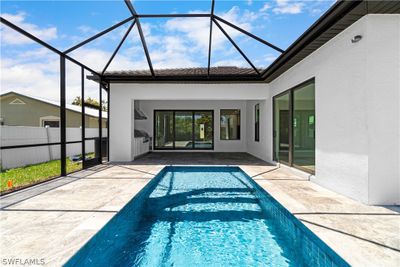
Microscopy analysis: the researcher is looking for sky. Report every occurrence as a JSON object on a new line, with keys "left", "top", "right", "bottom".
{"left": 0, "top": 0, "right": 335, "bottom": 103}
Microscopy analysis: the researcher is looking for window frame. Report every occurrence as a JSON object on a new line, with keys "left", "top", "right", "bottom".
{"left": 255, "top": 103, "right": 260, "bottom": 142}
{"left": 40, "top": 116, "right": 60, "bottom": 127}
{"left": 220, "top": 109, "right": 241, "bottom": 141}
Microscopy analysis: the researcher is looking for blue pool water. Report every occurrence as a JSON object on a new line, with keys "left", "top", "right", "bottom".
{"left": 66, "top": 166, "right": 349, "bottom": 267}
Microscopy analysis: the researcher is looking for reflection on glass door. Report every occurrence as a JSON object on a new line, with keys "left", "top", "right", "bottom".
{"left": 293, "top": 83, "right": 315, "bottom": 172}
{"left": 273, "top": 79, "right": 315, "bottom": 174}
{"left": 155, "top": 111, "right": 174, "bottom": 149}
{"left": 194, "top": 111, "right": 213, "bottom": 149}
{"left": 274, "top": 92, "right": 290, "bottom": 164}
{"left": 174, "top": 111, "right": 193, "bottom": 149}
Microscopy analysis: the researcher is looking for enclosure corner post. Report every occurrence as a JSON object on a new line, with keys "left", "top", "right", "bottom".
{"left": 60, "top": 56, "right": 66, "bottom": 176}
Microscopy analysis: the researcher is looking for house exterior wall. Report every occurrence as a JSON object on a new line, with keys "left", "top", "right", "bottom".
{"left": 109, "top": 83, "right": 269, "bottom": 162}
{"left": 245, "top": 100, "right": 270, "bottom": 162}
{"left": 109, "top": 14, "right": 399, "bottom": 205}
{"left": 0, "top": 94, "right": 106, "bottom": 128}
{"left": 135, "top": 100, "right": 248, "bottom": 153}
{"left": 267, "top": 14, "right": 400, "bottom": 205}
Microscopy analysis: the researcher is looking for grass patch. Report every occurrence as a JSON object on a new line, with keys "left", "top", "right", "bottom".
{"left": 0, "top": 159, "right": 82, "bottom": 193}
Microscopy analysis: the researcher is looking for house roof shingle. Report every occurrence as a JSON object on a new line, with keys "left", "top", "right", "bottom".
{"left": 97, "top": 66, "right": 262, "bottom": 82}
{"left": 103, "top": 66, "right": 258, "bottom": 77}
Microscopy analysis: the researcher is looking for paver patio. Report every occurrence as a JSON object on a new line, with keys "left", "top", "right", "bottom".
{"left": 0, "top": 153, "right": 399, "bottom": 266}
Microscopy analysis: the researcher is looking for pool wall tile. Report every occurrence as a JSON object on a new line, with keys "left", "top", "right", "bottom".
{"left": 239, "top": 167, "right": 350, "bottom": 267}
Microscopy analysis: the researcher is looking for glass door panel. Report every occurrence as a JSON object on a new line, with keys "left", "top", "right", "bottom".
{"left": 274, "top": 93, "right": 290, "bottom": 164}
{"left": 174, "top": 111, "right": 193, "bottom": 149}
{"left": 155, "top": 111, "right": 174, "bottom": 149}
{"left": 293, "top": 83, "right": 315, "bottom": 172}
{"left": 194, "top": 111, "right": 213, "bottom": 149}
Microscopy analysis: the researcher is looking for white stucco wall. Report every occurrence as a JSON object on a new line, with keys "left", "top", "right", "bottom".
{"left": 267, "top": 14, "right": 400, "bottom": 205}
{"left": 365, "top": 15, "right": 400, "bottom": 205}
{"left": 245, "top": 100, "right": 271, "bottom": 162}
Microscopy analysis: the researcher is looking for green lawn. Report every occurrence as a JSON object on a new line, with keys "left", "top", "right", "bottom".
{"left": 0, "top": 159, "right": 82, "bottom": 193}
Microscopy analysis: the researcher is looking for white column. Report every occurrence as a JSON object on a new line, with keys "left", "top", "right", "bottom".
{"left": 110, "top": 86, "right": 133, "bottom": 162}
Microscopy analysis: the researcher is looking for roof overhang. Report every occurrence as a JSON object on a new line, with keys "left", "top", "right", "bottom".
{"left": 99, "top": 75, "right": 264, "bottom": 83}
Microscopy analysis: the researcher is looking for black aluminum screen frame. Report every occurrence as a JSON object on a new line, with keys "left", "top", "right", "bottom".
{"left": 0, "top": 0, "right": 284, "bottom": 178}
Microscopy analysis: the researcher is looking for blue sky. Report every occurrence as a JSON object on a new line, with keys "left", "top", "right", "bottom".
{"left": 1, "top": 0, "right": 335, "bottom": 102}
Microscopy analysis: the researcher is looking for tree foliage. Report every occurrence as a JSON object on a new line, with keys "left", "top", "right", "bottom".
{"left": 71, "top": 96, "right": 108, "bottom": 111}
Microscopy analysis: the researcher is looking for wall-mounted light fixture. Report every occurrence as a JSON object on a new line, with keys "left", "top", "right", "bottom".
{"left": 351, "top": 35, "right": 362, "bottom": 43}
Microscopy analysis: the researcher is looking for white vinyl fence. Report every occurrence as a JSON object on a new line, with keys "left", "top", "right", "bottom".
{"left": 0, "top": 126, "right": 107, "bottom": 169}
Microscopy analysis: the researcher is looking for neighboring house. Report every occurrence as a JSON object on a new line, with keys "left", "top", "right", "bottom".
{"left": 0, "top": 91, "right": 107, "bottom": 128}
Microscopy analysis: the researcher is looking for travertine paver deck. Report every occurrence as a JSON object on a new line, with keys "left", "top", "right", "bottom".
{"left": 241, "top": 165, "right": 400, "bottom": 267}
{"left": 0, "top": 153, "right": 399, "bottom": 266}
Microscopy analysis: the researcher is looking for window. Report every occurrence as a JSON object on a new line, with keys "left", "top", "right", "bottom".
{"left": 40, "top": 116, "right": 60, "bottom": 127}
{"left": 220, "top": 109, "right": 240, "bottom": 140}
{"left": 42, "top": 120, "right": 60, "bottom": 127}
{"left": 154, "top": 110, "right": 213, "bottom": 150}
{"left": 255, "top": 104, "right": 260, "bottom": 142}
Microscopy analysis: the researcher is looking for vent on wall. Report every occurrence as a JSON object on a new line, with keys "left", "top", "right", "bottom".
{"left": 9, "top": 98, "right": 26, "bottom": 105}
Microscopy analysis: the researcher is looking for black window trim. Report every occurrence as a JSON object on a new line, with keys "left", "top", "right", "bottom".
{"left": 220, "top": 109, "right": 241, "bottom": 141}
{"left": 255, "top": 103, "right": 260, "bottom": 142}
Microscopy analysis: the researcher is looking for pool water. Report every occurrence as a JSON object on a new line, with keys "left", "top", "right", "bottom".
{"left": 65, "top": 166, "right": 349, "bottom": 267}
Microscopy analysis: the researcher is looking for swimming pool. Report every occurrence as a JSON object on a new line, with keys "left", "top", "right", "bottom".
{"left": 65, "top": 166, "right": 349, "bottom": 267}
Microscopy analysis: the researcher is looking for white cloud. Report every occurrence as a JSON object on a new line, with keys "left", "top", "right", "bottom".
{"left": 264, "top": 54, "right": 278, "bottom": 63}
{"left": 165, "top": 16, "right": 211, "bottom": 52}
{"left": 213, "top": 58, "right": 248, "bottom": 67}
{"left": 273, "top": 0, "right": 304, "bottom": 14}
{"left": 1, "top": 50, "right": 61, "bottom": 102}
{"left": 243, "top": 10, "right": 261, "bottom": 22}
{"left": 304, "top": 0, "right": 336, "bottom": 16}
{"left": 260, "top": 3, "right": 271, "bottom": 12}
{"left": 77, "top": 25, "right": 98, "bottom": 35}
{"left": 1, "top": 5, "right": 271, "bottom": 104}
{"left": 164, "top": 6, "right": 252, "bottom": 56}
{"left": 254, "top": 53, "right": 278, "bottom": 68}
{"left": 0, "top": 12, "right": 57, "bottom": 45}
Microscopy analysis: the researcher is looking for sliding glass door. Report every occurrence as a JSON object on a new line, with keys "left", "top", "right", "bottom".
{"left": 154, "top": 111, "right": 174, "bottom": 149}
{"left": 273, "top": 79, "right": 315, "bottom": 173}
{"left": 194, "top": 111, "right": 213, "bottom": 149}
{"left": 293, "top": 83, "right": 315, "bottom": 172}
{"left": 154, "top": 110, "right": 214, "bottom": 150}
{"left": 174, "top": 111, "right": 193, "bottom": 149}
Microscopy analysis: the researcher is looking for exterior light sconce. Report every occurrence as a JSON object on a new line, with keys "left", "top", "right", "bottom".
{"left": 351, "top": 35, "right": 362, "bottom": 43}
